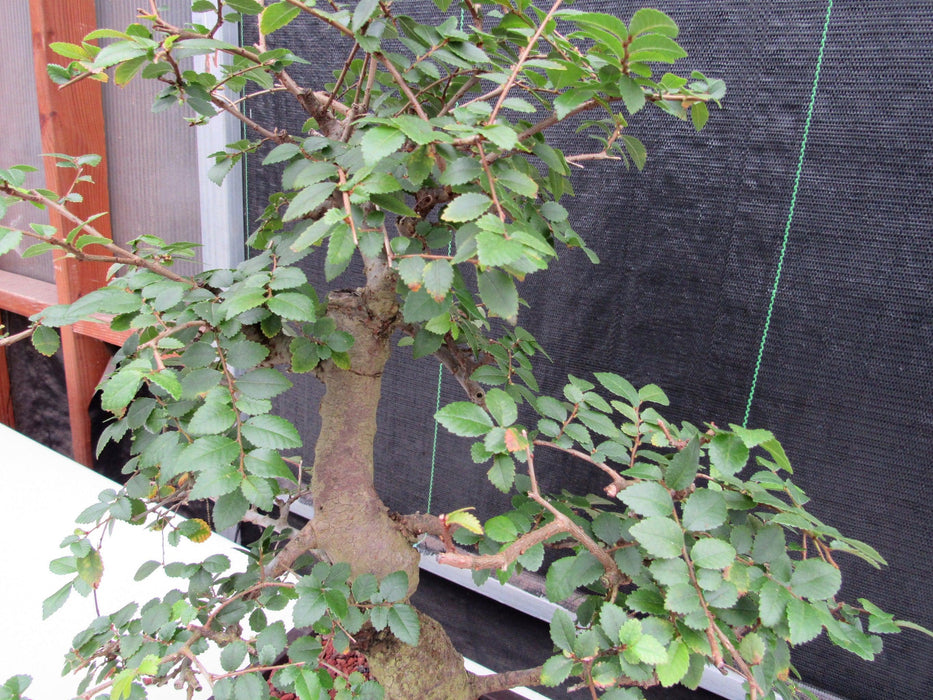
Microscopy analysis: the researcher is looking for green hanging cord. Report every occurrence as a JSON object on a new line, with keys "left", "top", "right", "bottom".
{"left": 743, "top": 0, "right": 833, "bottom": 428}
{"left": 426, "top": 5, "right": 466, "bottom": 515}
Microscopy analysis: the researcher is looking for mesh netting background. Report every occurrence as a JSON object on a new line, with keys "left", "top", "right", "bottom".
{"left": 242, "top": 2, "right": 933, "bottom": 698}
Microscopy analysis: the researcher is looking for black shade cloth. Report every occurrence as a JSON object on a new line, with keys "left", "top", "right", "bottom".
{"left": 242, "top": 3, "right": 933, "bottom": 698}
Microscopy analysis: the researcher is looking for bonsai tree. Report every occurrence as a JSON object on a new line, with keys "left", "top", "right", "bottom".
{"left": 0, "top": 2, "right": 928, "bottom": 699}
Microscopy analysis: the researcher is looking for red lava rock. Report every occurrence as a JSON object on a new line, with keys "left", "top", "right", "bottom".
{"left": 268, "top": 636, "right": 373, "bottom": 699}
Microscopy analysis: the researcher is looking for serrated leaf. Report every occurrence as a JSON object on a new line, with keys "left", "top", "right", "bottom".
{"left": 266, "top": 292, "right": 316, "bottom": 322}
{"left": 379, "top": 571, "right": 409, "bottom": 603}
{"left": 787, "top": 598, "right": 824, "bottom": 644}
{"left": 476, "top": 230, "right": 525, "bottom": 267}
{"left": 188, "top": 397, "right": 236, "bottom": 435}
{"left": 540, "top": 654, "right": 573, "bottom": 686}
{"left": 260, "top": 2, "right": 300, "bottom": 34}
{"left": 656, "top": 639, "right": 690, "bottom": 686}
{"left": 392, "top": 115, "right": 435, "bottom": 145}
{"left": 101, "top": 369, "right": 145, "bottom": 414}
{"left": 628, "top": 8, "right": 679, "bottom": 38}
{"left": 477, "top": 269, "right": 518, "bottom": 322}
{"left": 445, "top": 508, "right": 483, "bottom": 535}
{"left": 681, "top": 488, "right": 728, "bottom": 531}
{"left": 436, "top": 401, "right": 493, "bottom": 437}
{"left": 422, "top": 259, "right": 453, "bottom": 301}
{"left": 76, "top": 549, "right": 104, "bottom": 588}
{"left": 665, "top": 438, "right": 699, "bottom": 490}
{"left": 690, "top": 538, "right": 736, "bottom": 570}
{"left": 618, "top": 75, "right": 647, "bottom": 114}
{"left": 550, "top": 608, "right": 577, "bottom": 652}
{"left": 629, "top": 516, "right": 684, "bottom": 559}
{"left": 708, "top": 432, "right": 749, "bottom": 476}
{"left": 388, "top": 604, "right": 420, "bottom": 645}
{"left": 692, "top": 102, "right": 709, "bottom": 131}
{"left": 42, "top": 581, "right": 72, "bottom": 619}
{"left": 189, "top": 463, "right": 242, "bottom": 500}
{"left": 438, "top": 157, "right": 482, "bottom": 186}
{"left": 0, "top": 228, "right": 23, "bottom": 256}
{"left": 442, "top": 193, "right": 492, "bottom": 223}
{"left": 221, "top": 640, "right": 248, "bottom": 672}
{"left": 487, "top": 453, "right": 516, "bottom": 491}
{"left": 361, "top": 126, "right": 406, "bottom": 166}
{"left": 618, "top": 481, "right": 674, "bottom": 517}
{"left": 30, "top": 325, "right": 60, "bottom": 356}
{"left": 283, "top": 181, "right": 338, "bottom": 222}
{"left": 790, "top": 559, "right": 842, "bottom": 600}
{"left": 242, "top": 414, "right": 302, "bottom": 449}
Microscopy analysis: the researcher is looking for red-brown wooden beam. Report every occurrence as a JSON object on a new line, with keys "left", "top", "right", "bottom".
{"left": 29, "top": 0, "right": 113, "bottom": 466}
{"left": 0, "top": 343, "right": 14, "bottom": 428}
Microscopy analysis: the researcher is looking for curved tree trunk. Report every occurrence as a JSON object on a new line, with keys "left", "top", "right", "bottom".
{"left": 310, "top": 273, "right": 475, "bottom": 699}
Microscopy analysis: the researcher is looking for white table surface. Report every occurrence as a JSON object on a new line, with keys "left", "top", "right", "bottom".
{"left": 0, "top": 424, "right": 249, "bottom": 699}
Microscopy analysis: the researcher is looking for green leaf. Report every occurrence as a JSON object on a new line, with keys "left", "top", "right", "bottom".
{"left": 546, "top": 608, "right": 576, "bottom": 653}
{"left": 0, "top": 227, "right": 22, "bottom": 256}
{"left": 553, "top": 87, "right": 596, "bottom": 120}
{"left": 388, "top": 604, "right": 420, "bottom": 645}
{"left": 134, "top": 560, "right": 160, "bottom": 581}
{"left": 244, "top": 449, "right": 295, "bottom": 481}
{"left": 484, "top": 388, "right": 517, "bottom": 427}
{"left": 189, "top": 463, "right": 242, "bottom": 499}
{"left": 241, "top": 474, "right": 276, "bottom": 510}
{"left": 621, "top": 135, "right": 647, "bottom": 171}
{"left": 221, "top": 286, "right": 267, "bottom": 319}
{"left": 627, "top": 34, "right": 687, "bottom": 64}
{"left": 233, "top": 673, "right": 269, "bottom": 700}
{"left": 379, "top": 571, "right": 409, "bottom": 603}
{"left": 438, "top": 157, "right": 482, "bottom": 186}
{"left": 30, "top": 325, "right": 60, "bottom": 356}
{"left": 225, "top": 0, "right": 264, "bottom": 14}
{"left": 293, "top": 667, "right": 322, "bottom": 700}
{"left": 665, "top": 583, "right": 701, "bottom": 614}
{"left": 595, "top": 372, "right": 639, "bottom": 405}
{"left": 681, "top": 488, "right": 727, "bottom": 531}
{"left": 213, "top": 490, "right": 249, "bottom": 531}
{"left": 656, "top": 639, "right": 690, "bottom": 686}
{"left": 352, "top": 0, "right": 380, "bottom": 32}
{"left": 540, "top": 654, "right": 573, "bottom": 686}
{"left": 392, "top": 115, "right": 436, "bottom": 145}
{"left": 221, "top": 640, "right": 248, "bottom": 672}
{"left": 283, "top": 181, "right": 338, "bottom": 222}
{"left": 758, "top": 579, "right": 791, "bottom": 626}
{"left": 242, "top": 414, "right": 302, "bottom": 449}
{"left": 42, "top": 581, "right": 72, "bottom": 619}
{"left": 101, "top": 368, "right": 145, "bottom": 414}
{"left": 477, "top": 269, "right": 518, "bottom": 322}
{"left": 361, "top": 126, "right": 406, "bottom": 166}
{"left": 630, "top": 633, "right": 668, "bottom": 664}
{"left": 665, "top": 438, "right": 699, "bottom": 490}
{"left": 267, "top": 292, "right": 316, "bottom": 321}
{"left": 618, "top": 76, "right": 646, "bottom": 114}
{"left": 325, "top": 222, "right": 354, "bottom": 281}
{"left": 188, "top": 397, "right": 237, "bottom": 435}
{"left": 442, "top": 193, "right": 492, "bottom": 223}
{"left": 637, "top": 383, "right": 669, "bottom": 406}
{"left": 422, "top": 259, "right": 453, "bottom": 301}
{"left": 236, "top": 368, "right": 293, "bottom": 400}
{"left": 260, "top": 2, "right": 301, "bottom": 35}
{"left": 690, "top": 538, "right": 736, "bottom": 570}
{"left": 494, "top": 169, "right": 538, "bottom": 198}
{"left": 476, "top": 230, "right": 525, "bottom": 267}
{"left": 480, "top": 124, "right": 518, "bottom": 150}
{"left": 628, "top": 8, "right": 679, "bottom": 38}
{"left": 787, "top": 598, "right": 824, "bottom": 644}
{"left": 692, "top": 102, "right": 709, "bottom": 131}
{"left": 708, "top": 432, "right": 748, "bottom": 476}
{"left": 436, "top": 401, "right": 494, "bottom": 437}
{"left": 790, "top": 559, "right": 842, "bottom": 600}
{"left": 629, "top": 516, "right": 684, "bottom": 559}
{"left": 618, "top": 481, "right": 673, "bottom": 517}
{"left": 539, "top": 200, "right": 569, "bottom": 223}
{"left": 487, "top": 454, "right": 515, "bottom": 492}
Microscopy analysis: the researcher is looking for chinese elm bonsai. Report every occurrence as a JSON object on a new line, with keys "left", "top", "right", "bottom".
{"left": 0, "top": 2, "right": 929, "bottom": 699}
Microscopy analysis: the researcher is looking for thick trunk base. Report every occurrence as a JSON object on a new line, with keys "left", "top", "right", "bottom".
{"left": 366, "top": 610, "right": 476, "bottom": 700}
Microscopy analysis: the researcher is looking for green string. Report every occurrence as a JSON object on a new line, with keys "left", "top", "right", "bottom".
{"left": 743, "top": 0, "right": 833, "bottom": 428}
{"left": 425, "top": 6, "right": 465, "bottom": 514}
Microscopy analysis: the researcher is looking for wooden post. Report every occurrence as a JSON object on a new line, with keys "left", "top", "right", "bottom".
{"left": 0, "top": 344, "right": 13, "bottom": 428}
{"left": 29, "top": 0, "right": 113, "bottom": 466}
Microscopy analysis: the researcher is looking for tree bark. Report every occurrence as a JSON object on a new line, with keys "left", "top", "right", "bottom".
{"left": 309, "top": 270, "right": 476, "bottom": 698}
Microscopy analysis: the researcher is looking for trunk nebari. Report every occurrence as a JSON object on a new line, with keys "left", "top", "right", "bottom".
{"left": 310, "top": 287, "right": 476, "bottom": 699}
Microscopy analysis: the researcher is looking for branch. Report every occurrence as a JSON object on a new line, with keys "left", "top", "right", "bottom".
{"left": 0, "top": 186, "right": 194, "bottom": 285}
{"left": 0, "top": 327, "right": 34, "bottom": 348}
{"left": 437, "top": 519, "right": 565, "bottom": 571}
{"left": 532, "top": 439, "right": 634, "bottom": 497}
{"left": 469, "top": 666, "right": 544, "bottom": 697}
{"left": 487, "top": 0, "right": 565, "bottom": 124}
{"left": 377, "top": 53, "right": 429, "bottom": 120}
{"left": 263, "top": 518, "right": 318, "bottom": 578}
